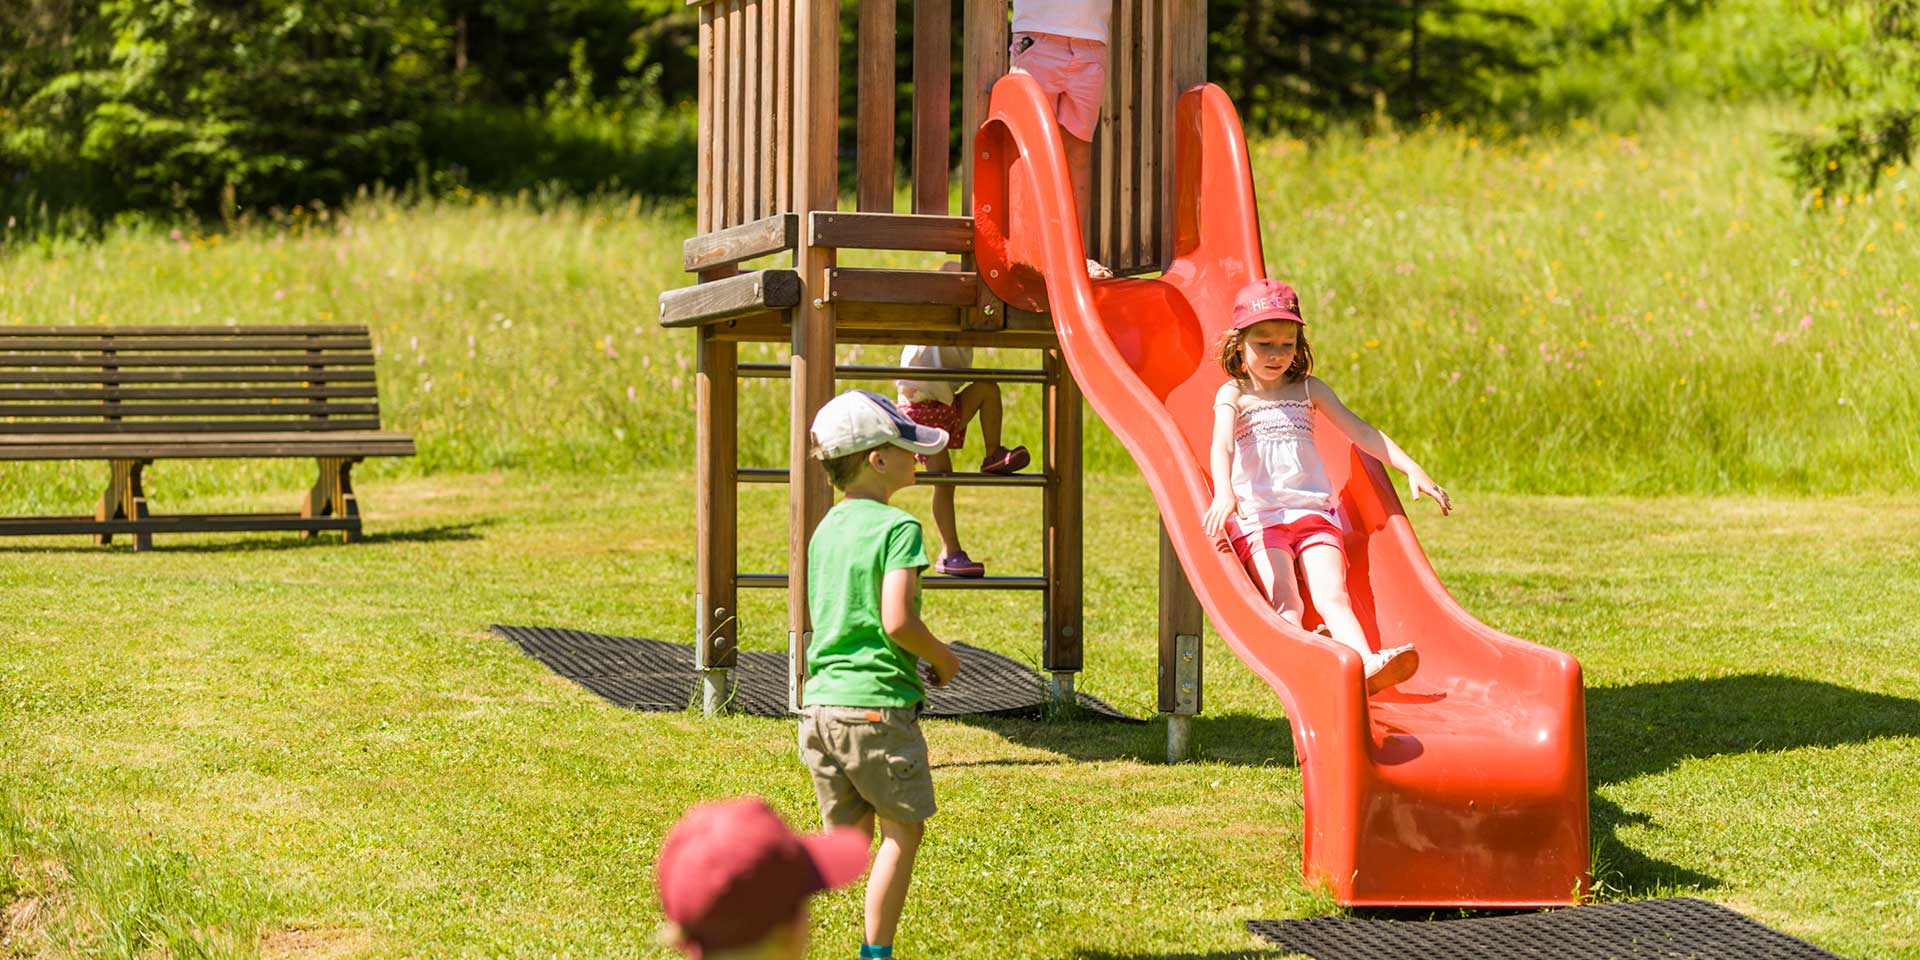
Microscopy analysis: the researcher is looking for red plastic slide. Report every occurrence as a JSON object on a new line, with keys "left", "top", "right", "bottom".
{"left": 972, "top": 76, "right": 1590, "bottom": 907}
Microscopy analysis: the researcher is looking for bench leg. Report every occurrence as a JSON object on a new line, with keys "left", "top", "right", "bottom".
{"left": 302, "top": 456, "right": 363, "bottom": 542}
{"left": 96, "top": 459, "right": 153, "bottom": 551}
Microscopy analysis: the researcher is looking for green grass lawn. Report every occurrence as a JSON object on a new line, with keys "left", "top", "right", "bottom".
{"left": 2, "top": 470, "right": 1916, "bottom": 958}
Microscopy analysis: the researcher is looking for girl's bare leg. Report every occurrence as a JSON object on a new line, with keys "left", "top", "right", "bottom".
{"left": 954, "top": 381, "right": 1003, "bottom": 452}
{"left": 924, "top": 450, "right": 961, "bottom": 557}
{"left": 1298, "top": 544, "right": 1370, "bottom": 657}
{"left": 1244, "top": 547, "right": 1306, "bottom": 626}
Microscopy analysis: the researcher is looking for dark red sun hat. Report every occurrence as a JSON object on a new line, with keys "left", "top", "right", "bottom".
{"left": 1231, "top": 278, "right": 1306, "bottom": 330}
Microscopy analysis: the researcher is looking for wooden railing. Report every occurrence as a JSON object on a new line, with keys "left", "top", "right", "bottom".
{"left": 695, "top": 0, "right": 793, "bottom": 234}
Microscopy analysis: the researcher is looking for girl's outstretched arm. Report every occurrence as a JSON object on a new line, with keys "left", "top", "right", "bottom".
{"left": 1202, "top": 382, "right": 1241, "bottom": 535}
{"left": 1308, "top": 376, "right": 1453, "bottom": 514}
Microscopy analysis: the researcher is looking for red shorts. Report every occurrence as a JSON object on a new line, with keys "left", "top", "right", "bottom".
{"left": 900, "top": 399, "right": 964, "bottom": 458}
{"left": 1223, "top": 513, "right": 1345, "bottom": 565}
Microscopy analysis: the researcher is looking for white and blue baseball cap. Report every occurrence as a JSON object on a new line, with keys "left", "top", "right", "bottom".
{"left": 810, "top": 389, "right": 949, "bottom": 459}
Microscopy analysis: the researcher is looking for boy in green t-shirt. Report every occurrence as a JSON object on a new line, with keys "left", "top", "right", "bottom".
{"left": 801, "top": 389, "right": 963, "bottom": 960}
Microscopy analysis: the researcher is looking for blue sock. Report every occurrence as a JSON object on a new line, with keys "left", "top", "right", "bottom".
{"left": 859, "top": 945, "right": 893, "bottom": 959}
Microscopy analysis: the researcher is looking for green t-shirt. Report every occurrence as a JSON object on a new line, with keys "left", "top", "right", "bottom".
{"left": 803, "top": 497, "right": 930, "bottom": 708}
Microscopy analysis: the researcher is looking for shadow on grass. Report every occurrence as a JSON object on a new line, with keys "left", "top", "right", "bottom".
{"left": 1074, "top": 951, "right": 1277, "bottom": 959}
{"left": 1581, "top": 673, "right": 1920, "bottom": 897}
{"left": 0, "top": 521, "right": 491, "bottom": 554}
{"left": 957, "top": 711, "right": 1297, "bottom": 768}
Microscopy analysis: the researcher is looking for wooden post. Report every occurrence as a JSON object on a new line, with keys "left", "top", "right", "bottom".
{"left": 301, "top": 456, "right": 362, "bottom": 543}
{"left": 1042, "top": 349, "right": 1083, "bottom": 704}
{"left": 100, "top": 458, "right": 152, "bottom": 552}
{"left": 1159, "top": 0, "right": 1208, "bottom": 758}
{"left": 911, "top": 0, "right": 952, "bottom": 215}
{"left": 789, "top": 0, "right": 840, "bottom": 713}
{"left": 696, "top": 325, "right": 740, "bottom": 715}
{"left": 1158, "top": 523, "right": 1204, "bottom": 761}
{"left": 856, "top": 0, "right": 895, "bottom": 212}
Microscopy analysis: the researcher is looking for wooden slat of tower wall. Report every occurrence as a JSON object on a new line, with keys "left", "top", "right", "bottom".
{"left": 1092, "top": 1, "right": 1117, "bottom": 267}
{"left": 1119, "top": 0, "right": 1139, "bottom": 271}
{"left": 774, "top": 0, "right": 792, "bottom": 215}
{"left": 912, "top": 0, "right": 951, "bottom": 215}
{"left": 743, "top": 0, "right": 761, "bottom": 220}
{"left": 714, "top": 6, "right": 725, "bottom": 232}
{"left": 961, "top": 0, "right": 1008, "bottom": 213}
{"left": 788, "top": 0, "right": 839, "bottom": 711}
{"left": 1138, "top": 0, "right": 1160, "bottom": 267}
{"left": 856, "top": 0, "right": 895, "bottom": 212}
{"left": 699, "top": 4, "right": 714, "bottom": 234}
{"left": 963, "top": 0, "right": 1008, "bottom": 326}
{"left": 727, "top": 0, "right": 745, "bottom": 228}
{"left": 761, "top": 0, "right": 779, "bottom": 215}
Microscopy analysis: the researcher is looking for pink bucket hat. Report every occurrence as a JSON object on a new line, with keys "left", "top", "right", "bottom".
{"left": 1231, "top": 278, "right": 1305, "bottom": 330}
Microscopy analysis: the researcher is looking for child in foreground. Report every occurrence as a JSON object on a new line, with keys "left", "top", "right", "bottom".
{"left": 1201, "top": 280, "right": 1453, "bottom": 694}
{"left": 655, "top": 796, "right": 869, "bottom": 959}
{"left": 896, "top": 344, "right": 1032, "bottom": 577}
{"left": 800, "top": 389, "right": 964, "bottom": 960}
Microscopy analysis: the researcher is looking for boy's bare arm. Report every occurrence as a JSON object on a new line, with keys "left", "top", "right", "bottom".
{"left": 881, "top": 567, "right": 961, "bottom": 685}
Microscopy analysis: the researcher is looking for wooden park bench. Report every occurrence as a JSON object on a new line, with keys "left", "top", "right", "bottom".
{"left": 0, "top": 324, "right": 415, "bottom": 550}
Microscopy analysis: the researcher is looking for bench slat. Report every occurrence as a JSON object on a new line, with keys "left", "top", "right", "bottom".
{"left": 0, "top": 324, "right": 368, "bottom": 337}
{"left": 0, "top": 386, "right": 379, "bottom": 401}
{"left": 0, "top": 370, "right": 378, "bottom": 384}
{"left": 0, "top": 353, "right": 376, "bottom": 368}
{"left": 0, "top": 337, "right": 372, "bottom": 351}
{"left": 0, "top": 440, "right": 416, "bottom": 461}
{"left": 0, "top": 401, "right": 380, "bottom": 418}
{"left": 2, "top": 418, "right": 385, "bottom": 434}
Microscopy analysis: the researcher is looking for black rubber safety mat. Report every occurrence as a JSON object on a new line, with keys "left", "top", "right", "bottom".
{"left": 491, "top": 625, "right": 1139, "bottom": 721}
{"left": 1247, "top": 897, "right": 1842, "bottom": 959}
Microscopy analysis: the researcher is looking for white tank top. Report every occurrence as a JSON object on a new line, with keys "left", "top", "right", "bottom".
{"left": 1227, "top": 381, "right": 1336, "bottom": 525}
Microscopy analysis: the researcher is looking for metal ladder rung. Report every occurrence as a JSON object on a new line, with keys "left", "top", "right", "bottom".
{"left": 738, "top": 362, "right": 1050, "bottom": 384}
{"left": 737, "top": 573, "right": 1047, "bottom": 591}
{"left": 737, "top": 468, "right": 1046, "bottom": 487}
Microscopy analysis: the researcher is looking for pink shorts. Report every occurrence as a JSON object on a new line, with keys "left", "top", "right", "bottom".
{"left": 1009, "top": 32, "right": 1107, "bottom": 143}
{"left": 900, "top": 399, "right": 964, "bottom": 459}
{"left": 1223, "top": 513, "right": 1345, "bottom": 565}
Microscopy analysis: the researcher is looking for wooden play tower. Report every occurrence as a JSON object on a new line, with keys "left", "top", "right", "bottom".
{"left": 660, "top": 0, "right": 1211, "bottom": 755}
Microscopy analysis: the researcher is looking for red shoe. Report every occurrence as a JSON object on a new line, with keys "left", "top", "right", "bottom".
{"left": 981, "top": 445, "right": 1031, "bottom": 475}
{"left": 934, "top": 551, "right": 985, "bottom": 577}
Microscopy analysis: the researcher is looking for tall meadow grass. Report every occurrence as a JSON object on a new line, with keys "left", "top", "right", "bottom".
{"left": 2, "top": 100, "right": 1915, "bottom": 507}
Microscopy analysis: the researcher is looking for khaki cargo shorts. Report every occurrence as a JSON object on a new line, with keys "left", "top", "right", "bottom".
{"left": 797, "top": 704, "right": 937, "bottom": 825}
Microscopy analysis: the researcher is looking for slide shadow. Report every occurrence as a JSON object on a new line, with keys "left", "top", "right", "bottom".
{"left": 0, "top": 520, "right": 490, "bottom": 554}
{"left": 957, "top": 710, "right": 1297, "bottom": 769}
{"left": 1580, "top": 672, "right": 1920, "bottom": 897}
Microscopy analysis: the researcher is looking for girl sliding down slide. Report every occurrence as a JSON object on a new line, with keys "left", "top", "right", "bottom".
{"left": 1201, "top": 279, "right": 1454, "bottom": 695}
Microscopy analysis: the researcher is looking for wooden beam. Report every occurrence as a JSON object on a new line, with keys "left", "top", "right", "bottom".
{"left": 789, "top": 0, "right": 840, "bottom": 712}
{"left": 696, "top": 326, "right": 740, "bottom": 676}
{"left": 961, "top": 0, "right": 1008, "bottom": 213}
{"left": 810, "top": 212, "right": 973, "bottom": 252}
{"left": 1043, "top": 348, "right": 1084, "bottom": 673}
{"left": 856, "top": 0, "right": 896, "bottom": 212}
{"left": 825, "top": 267, "right": 977, "bottom": 306}
{"left": 659, "top": 270, "right": 803, "bottom": 327}
{"left": 682, "top": 214, "right": 800, "bottom": 272}
{"left": 911, "top": 0, "right": 952, "bottom": 214}
{"left": 1157, "top": 521, "right": 1204, "bottom": 713}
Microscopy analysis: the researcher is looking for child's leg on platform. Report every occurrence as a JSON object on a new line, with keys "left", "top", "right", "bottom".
{"left": 864, "top": 814, "right": 925, "bottom": 950}
{"left": 1244, "top": 547, "right": 1306, "bottom": 627}
{"left": 1298, "top": 544, "right": 1368, "bottom": 656}
{"left": 1064, "top": 133, "right": 1093, "bottom": 231}
{"left": 953, "top": 381, "right": 1003, "bottom": 452}
{"left": 925, "top": 449, "right": 962, "bottom": 557}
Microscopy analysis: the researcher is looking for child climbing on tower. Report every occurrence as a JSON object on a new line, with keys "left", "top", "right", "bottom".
{"left": 896, "top": 346, "right": 1031, "bottom": 577}
{"left": 1009, "top": 0, "right": 1112, "bottom": 278}
{"left": 1200, "top": 280, "right": 1453, "bottom": 695}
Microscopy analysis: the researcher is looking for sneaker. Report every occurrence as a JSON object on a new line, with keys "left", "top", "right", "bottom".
{"left": 934, "top": 550, "right": 985, "bottom": 577}
{"left": 1087, "top": 258, "right": 1114, "bottom": 279}
{"left": 1363, "top": 644, "right": 1419, "bottom": 695}
{"left": 980, "top": 445, "right": 1031, "bottom": 475}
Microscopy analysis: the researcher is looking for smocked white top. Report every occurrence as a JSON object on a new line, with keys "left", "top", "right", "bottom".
{"left": 1223, "top": 380, "right": 1337, "bottom": 526}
